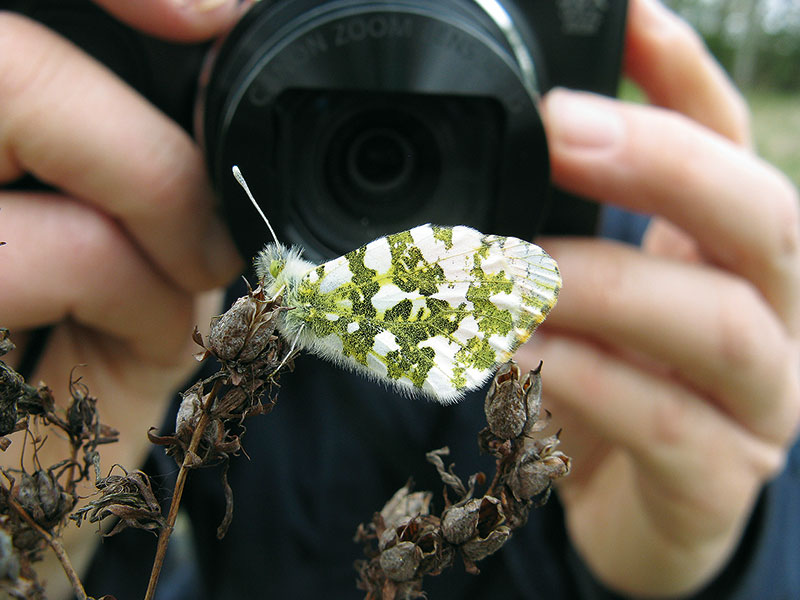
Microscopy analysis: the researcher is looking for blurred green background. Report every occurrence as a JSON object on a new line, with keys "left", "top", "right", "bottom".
{"left": 621, "top": 0, "right": 800, "bottom": 187}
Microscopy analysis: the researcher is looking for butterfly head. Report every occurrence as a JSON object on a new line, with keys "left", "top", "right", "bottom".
{"left": 254, "top": 243, "right": 288, "bottom": 292}
{"left": 266, "top": 252, "right": 286, "bottom": 279}
{"left": 254, "top": 243, "right": 315, "bottom": 298}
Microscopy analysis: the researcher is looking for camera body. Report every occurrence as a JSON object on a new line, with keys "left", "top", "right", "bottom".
{"left": 7, "top": 0, "right": 628, "bottom": 262}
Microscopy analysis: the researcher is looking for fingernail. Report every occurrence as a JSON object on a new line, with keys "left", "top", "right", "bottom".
{"left": 176, "top": 0, "right": 232, "bottom": 12}
{"left": 544, "top": 88, "right": 624, "bottom": 150}
{"left": 635, "top": 0, "right": 672, "bottom": 30}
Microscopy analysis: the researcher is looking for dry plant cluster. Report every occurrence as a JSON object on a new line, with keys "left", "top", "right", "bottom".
{"left": 354, "top": 361, "right": 571, "bottom": 600}
{"left": 0, "top": 285, "right": 570, "bottom": 599}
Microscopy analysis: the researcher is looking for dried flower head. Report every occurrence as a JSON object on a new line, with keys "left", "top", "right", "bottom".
{"left": 0, "top": 329, "right": 14, "bottom": 357}
{"left": 355, "top": 481, "right": 454, "bottom": 599}
{"left": 70, "top": 466, "right": 164, "bottom": 537}
{"left": 508, "top": 433, "right": 571, "bottom": 504}
{"left": 174, "top": 285, "right": 293, "bottom": 465}
{"left": 378, "top": 514, "right": 451, "bottom": 581}
{"left": 379, "top": 481, "right": 433, "bottom": 531}
{"left": 0, "top": 362, "right": 23, "bottom": 437}
{"left": 196, "top": 285, "right": 292, "bottom": 386}
{"left": 355, "top": 360, "right": 572, "bottom": 598}
{"left": 65, "top": 374, "right": 99, "bottom": 444}
{"left": 0, "top": 329, "right": 126, "bottom": 598}
{"left": 147, "top": 285, "right": 297, "bottom": 552}
{"left": 16, "top": 384, "right": 56, "bottom": 423}
{"left": 10, "top": 469, "right": 75, "bottom": 532}
{"left": 0, "top": 465, "right": 75, "bottom": 578}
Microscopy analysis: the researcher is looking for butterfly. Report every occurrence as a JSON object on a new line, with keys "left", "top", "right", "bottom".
{"left": 234, "top": 167, "right": 561, "bottom": 403}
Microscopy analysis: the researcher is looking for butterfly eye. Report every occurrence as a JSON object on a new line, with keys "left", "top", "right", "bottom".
{"left": 269, "top": 259, "right": 284, "bottom": 278}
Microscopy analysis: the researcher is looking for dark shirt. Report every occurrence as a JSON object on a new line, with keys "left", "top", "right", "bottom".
{"left": 83, "top": 210, "right": 800, "bottom": 599}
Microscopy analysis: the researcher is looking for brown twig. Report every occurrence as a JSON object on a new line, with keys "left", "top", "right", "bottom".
{"left": 144, "top": 381, "right": 220, "bottom": 600}
{"left": 64, "top": 445, "right": 79, "bottom": 497}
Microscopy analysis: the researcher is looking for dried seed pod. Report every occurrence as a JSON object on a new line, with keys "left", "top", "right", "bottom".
{"left": 14, "top": 470, "right": 75, "bottom": 530}
{"left": 520, "top": 362, "right": 546, "bottom": 436}
{"left": 380, "top": 541, "right": 422, "bottom": 582}
{"left": 484, "top": 362, "right": 527, "bottom": 440}
{"left": 508, "top": 459, "right": 551, "bottom": 503}
{"left": 35, "top": 470, "right": 64, "bottom": 523}
{"left": 207, "top": 290, "right": 281, "bottom": 363}
{"left": 378, "top": 514, "right": 451, "bottom": 583}
{"left": 356, "top": 358, "right": 569, "bottom": 595}
{"left": 460, "top": 525, "right": 511, "bottom": 562}
{"left": 442, "top": 496, "right": 505, "bottom": 547}
{"left": 509, "top": 435, "right": 571, "bottom": 501}
{"left": 484, "top": 360, "right": 549, "bottom": 441}
{"left": 380, "top": 482, "right": 432, "bottom": 530}
{"left": 0, "top": 363, "right": 23, "bottom": 402}
{"left": 441, "top": 498, "right": 482, "bottom": 545}
{"left": 175, "top": 385, "right": 203, "bottom": 433}
{"left": 416, "top": 530, "right": 454, "bottom": 577}
{"left": 208, "top": 296, "right": 255, "bottom": 360}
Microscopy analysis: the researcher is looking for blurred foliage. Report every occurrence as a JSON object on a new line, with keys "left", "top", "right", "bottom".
{"left": 620, "top": 2, "right": 799, "bottom": 186}
{"left": 747, "top": 90, "right": 800, "bottom": 188}
{"left": 705, "top": 30, "right": 800, "bottom": 92}
{"left": 666, "top": 0, "right": 800, "bottom": 92}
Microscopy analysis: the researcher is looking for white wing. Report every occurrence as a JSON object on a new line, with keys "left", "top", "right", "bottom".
{"left": 280, "top": 224, "right": 560, "bottom": 403}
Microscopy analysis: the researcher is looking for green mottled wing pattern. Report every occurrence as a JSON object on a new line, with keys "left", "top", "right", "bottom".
{"left": 278, "top": 224, "right": 560, "bottom": 402}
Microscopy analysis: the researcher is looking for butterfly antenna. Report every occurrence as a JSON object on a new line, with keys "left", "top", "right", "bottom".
{"left": 232, "top": 165, "right": 280, "bottom": 246}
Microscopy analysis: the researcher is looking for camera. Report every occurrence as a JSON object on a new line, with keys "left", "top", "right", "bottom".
{"left": 6, "top": 0, "right": 628, "bottom": 263}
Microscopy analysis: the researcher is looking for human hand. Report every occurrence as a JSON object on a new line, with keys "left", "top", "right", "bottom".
{"left": 0, "top": 1, "right": 243, "bottom": 595}
{"left": 517, "top": 0, "right": 800, "bottom": 596}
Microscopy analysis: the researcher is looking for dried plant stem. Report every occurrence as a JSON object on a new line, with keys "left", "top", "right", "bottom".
{"left": 48, "top": 537, "right": 86, "bottom": 600}
{"left": 144, "top": 382, "right": 219, "bottom": 600}
{"left": 6, "top": 495, "right": 87, "bottom": 600}
{"left": 65, "top": 445, "right": 79, "bottom": 496}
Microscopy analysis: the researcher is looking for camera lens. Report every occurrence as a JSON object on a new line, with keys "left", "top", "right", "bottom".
{"left": 200, "top": 0, "right": 550, "bottom": 262}
{"left": 268, "top": 89, "right": 505, "bottom": 256}
{"left": 327, "top": 108, "right": 437, "bottom": 219}
{"left": 347, "top": 127, "right": 415, "bottom": 193}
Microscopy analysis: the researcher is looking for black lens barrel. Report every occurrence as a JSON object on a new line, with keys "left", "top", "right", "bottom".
{"left": 201, "top": 0, "right": 549, "bottom": 261}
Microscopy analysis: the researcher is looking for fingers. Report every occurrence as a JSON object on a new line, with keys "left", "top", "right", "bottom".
{"left": 0, "top": 13, "right": 243, "bottom": 292}
{"left": 625, "top": 0, "right": 751, "bottom": 146}
{"left": 537, "top": 238, "right": 800, "bottom": 446}
{"left": 91, "top": 0, "right": 241, "bottom": 42}
{"left": 0, "top": 193, "right": 195, "bottom": 364}
{"left": 518, "top": 335, "right": 785, "bottom": 502}
{"left": 641, "top": 218, "right": 703, "bottom": 264}
{"left": 541, "top": 89, "right": 800, "bottom": 328}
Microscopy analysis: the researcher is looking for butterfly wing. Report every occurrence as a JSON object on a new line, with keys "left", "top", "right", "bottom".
{"left": 283, "top": 224, "right": 560, "bottom": 403}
